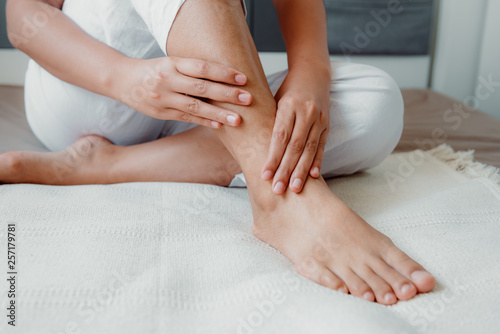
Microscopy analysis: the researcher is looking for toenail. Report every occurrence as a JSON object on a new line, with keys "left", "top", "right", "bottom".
{"left": 384, "top": 292, "right": 396, "bottom": 302}
{"left": 338, "top": 286, "right": 348, "bottom": 294}
{"left": 292, "top": 178, "right": 302, "bottom": 189}
{"left": 273, "top": 181, "right": 285, "bottom": 194}
{"left": 411, "top": 270, "right": 433, "bottom": 281}
{"left": 363, "top": 292, "right": 374, "bottom": 301}
{"left": 401, "top": 284, "right": 413, "bottom": 294}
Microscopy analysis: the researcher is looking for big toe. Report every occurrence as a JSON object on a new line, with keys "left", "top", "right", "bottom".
{"left": 410, "top": 270, "right": 436, "bottom": 293}
{"left": 383, "top": 246, "right": 436, "bottom": 294}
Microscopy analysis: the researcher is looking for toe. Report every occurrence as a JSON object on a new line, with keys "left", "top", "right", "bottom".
{"left": 383, "top": 246, "right": 436, "bottom": 293}
{"left": 319, "top": 270, "right": 349, "bottom": 294}
{"left": 297, "top": 257, "right": 348, "bottom": 293}
{"left": 372, "top": 259, "right": 417, "bottom": 301}
{"left": 357, "top": 266, "right": 398, "bottom": 305}
{"left": 339, "top": 269, "right": 375, "bottom": 302}
{"left": 410, "top": 270, "right": 436, "bottom": 293}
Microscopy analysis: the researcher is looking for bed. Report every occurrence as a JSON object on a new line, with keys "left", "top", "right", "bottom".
{"left": 1, "top": 84, "right": 499, "bottom": 334}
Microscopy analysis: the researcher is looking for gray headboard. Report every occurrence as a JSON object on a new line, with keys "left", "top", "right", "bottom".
{"left": 0, "top": 0, "right": 11, "bottom": 48}
{"left": 246, "top": 0, "right": 435, "bottom": 55}
{"left": 1, "top": 0, "right": 435, "bottom": 54}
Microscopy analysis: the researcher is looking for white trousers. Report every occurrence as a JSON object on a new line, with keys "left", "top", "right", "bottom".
{"left": 24, "top": 60, "right": 404, "bottom": 181}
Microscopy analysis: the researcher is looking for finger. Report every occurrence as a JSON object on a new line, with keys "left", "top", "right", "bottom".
{"left": 309, "top": 129, "right": 328, "bottom": 178}
{"left": 288, "top": 124, "right": 323, "bottom": 193}
{"left": 170, "top": 94, "right": 241, "bottom": 126}
{"left": 164, "top": 108, "right": 222, "bottom": 129}
{"left": 174, "top": 57, "right": 248, "bottom": 86}
{"left": 272, "top": 119, "right": 313, "bottom": 195}
{"left": 261, "top": 111, "right": 295, "bottom": 182}
{"left": 176, "top": 76, "right": 252, "bottom": 106}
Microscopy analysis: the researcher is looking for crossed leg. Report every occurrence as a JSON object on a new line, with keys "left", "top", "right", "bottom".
{"left": 0, "top": 0, "right": 435, "bottom": 304}
{"left": 0, "top": 126, "right": 239, "bottom": 185}
{"left": 167, "top": 0, "right": 435, "bottom": 304}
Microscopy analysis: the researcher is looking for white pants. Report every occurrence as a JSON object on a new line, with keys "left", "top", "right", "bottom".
{"left": 25, "top": 60, "right": 404, "bottom": 182}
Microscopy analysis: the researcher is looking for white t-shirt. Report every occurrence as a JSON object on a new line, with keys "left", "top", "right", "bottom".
{"left": 61, "top": 0, "right": 186, "bottom": 58}
{"left": 62, "top": 0, "right": 245, "bottom": 58}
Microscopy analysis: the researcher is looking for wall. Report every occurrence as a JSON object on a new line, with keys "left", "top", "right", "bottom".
{"left": 431, "top": 0, "right": 499, "bottom": 118}
{"left": 476, "top": 0, "right": 500, "bottom": 118}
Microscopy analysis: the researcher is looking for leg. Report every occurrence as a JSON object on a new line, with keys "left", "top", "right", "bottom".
{"left": 0, "top": 126, "right": 239, "bottom": 185}
{"left": 166, "top": 0, "right": 435, "bottom": 304}
{"left": 0, "top": 61, "right": 401, "bottom": 186}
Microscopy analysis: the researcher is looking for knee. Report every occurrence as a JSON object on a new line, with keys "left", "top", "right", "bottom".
{"left": 200, "top": 0, "right": 244, "bottom": 13}
{"left": 354, "top": 65, "right": 404, "bottom": 168}
{"left": 323, "top": 63, "right": 404, "bottom": 176}
{"left": 361, "top": 64, "right": 404, "bottom": 135}
{"left": 208, "top": 162, "right": 242, "bottom": 187}
{"left": 203, "top": 149, "right": 242, "bottom": 186}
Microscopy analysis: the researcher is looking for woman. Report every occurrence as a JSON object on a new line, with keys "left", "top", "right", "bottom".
{"left": 4, "top": 0, "right": 435, "bottom": 304}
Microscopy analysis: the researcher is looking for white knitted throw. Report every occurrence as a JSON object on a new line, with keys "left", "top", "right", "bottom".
{"left": 1, "top": 144, "right": 499, "bottom": 334}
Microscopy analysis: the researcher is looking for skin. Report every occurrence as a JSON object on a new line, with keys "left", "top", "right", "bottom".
{"left": 262, "top": 0, "right": 331, "bottom": 194}
{"left": 2, "top": 0, "right": 435, "bottom": 304}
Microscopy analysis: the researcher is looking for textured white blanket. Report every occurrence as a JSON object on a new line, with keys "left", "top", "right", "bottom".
{"left": 1, "top": 145, "right": 500, "bottom": 334}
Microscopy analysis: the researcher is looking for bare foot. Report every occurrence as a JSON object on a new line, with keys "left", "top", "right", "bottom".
{"left": 0, "top": 135, "right": 114, "bottom": 185}
{"left": 252, "top": 177, "right": 435, "bottom": 305}
{"left": 0, "top": 126, "right": 242, "bottom": 186}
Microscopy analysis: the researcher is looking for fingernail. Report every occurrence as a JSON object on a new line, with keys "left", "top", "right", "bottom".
{"left": 262, "top": 170, "right": 273, "bottom": 180}
{"left": 235, "top": 74, "right": 246, "bottom": 84}
{"left": 401, "top": 284, "right": 413, "bottom": 294}
{"left": 363, "top": 292, "right": 374, "bottom": 301}
{"left": 292, "top": 178, "right": 302, "bottom": 189}
{"left": 338, "top": 286, "right": 348, "bottom": 294}
{"left": 238, "top": 93, "right": 251, "bottom": 103}
{"left": 273, "top": 181, "right": 285, "bottom": 194}
{"left": 311, "top": 167, "right": 320, "bottom": 177}
{"left": 226, "top": 115, "right": 238, "bottom": 125}
{"left": 411, "top": 270, "right": 433, "bottom": 281}
{"left": 211, "top": 121, "right": 220, "bottom": 128}
{"left": 384, "top": 292, "right": 396, "bottom": 302}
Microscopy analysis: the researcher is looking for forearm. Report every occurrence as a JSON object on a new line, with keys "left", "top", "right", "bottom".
{"left": 273, "top": 0, "right": 331, "bottom": 74}
{"left": 6, "top": 0, "right": 128, "bottom": 98}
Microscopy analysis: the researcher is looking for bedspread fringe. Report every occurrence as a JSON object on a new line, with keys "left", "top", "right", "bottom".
{"left": 426, "top": 144, "right": 500, "bottom": 185}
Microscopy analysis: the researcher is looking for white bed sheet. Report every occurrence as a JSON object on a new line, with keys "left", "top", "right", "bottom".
{"left": 1, "top": 85, "right": 500, "bottom": 333}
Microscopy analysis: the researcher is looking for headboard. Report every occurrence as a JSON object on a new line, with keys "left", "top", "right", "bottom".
{"left": 0, "top": 0, "right": 437, "bottom": 87}
{"left": 245, "top": 0, "right": 435, "bottom": 56}
{"left": 0, "top": 0, "right": 11, "bottom": 48}
{"left": 1, "top": 0, "right": 435, "bottom": 53}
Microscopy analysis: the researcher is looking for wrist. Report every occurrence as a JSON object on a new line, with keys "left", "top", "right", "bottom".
{"left": 288, "top": 52, "right": 331, "bottom": 73}
{"left": 288, "top": 60, "right": 331, "bottom": 79}
{"left": 102, "top": 54, "right": 137, "bottom": 101}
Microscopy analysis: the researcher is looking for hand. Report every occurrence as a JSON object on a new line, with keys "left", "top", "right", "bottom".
{"left": 261, "top": 66, "right": 331, "bottom": 194}
{"left": 115, "top": 56, "right": 252, "bottom": 128}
